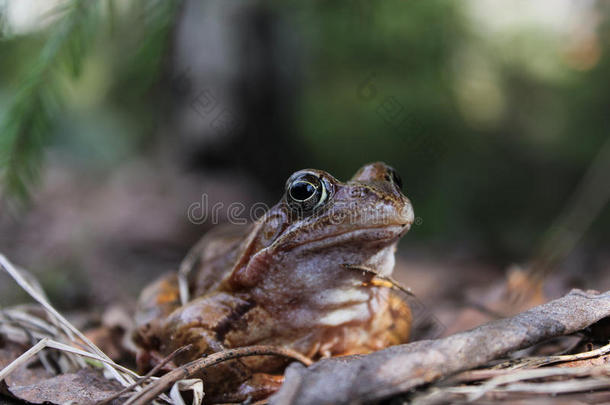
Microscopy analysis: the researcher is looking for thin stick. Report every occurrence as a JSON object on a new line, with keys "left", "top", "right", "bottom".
{"left": 96, "top": 344, "right": 193, "bottom": 405}
{"left": 125, "top": 345, "right": 313, "bottom": 405}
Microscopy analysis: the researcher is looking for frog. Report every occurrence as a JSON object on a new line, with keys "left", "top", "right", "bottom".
{"left": 133, "top": 162, "right": 414, "bottom": 403}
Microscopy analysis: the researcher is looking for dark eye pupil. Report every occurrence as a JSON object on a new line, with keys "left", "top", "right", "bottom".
{"left": 290, "top": 181, "right": 316, "bottom": 201}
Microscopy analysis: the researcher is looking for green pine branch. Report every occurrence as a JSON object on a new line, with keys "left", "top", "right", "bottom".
{"left": 0, "top": 4, "right": 7, "bottom": 39}
{"left": 0, "top": 0, "right": 99, "bottom": 202}
{"left": 0, "top": 0, "right": 182, "bottom": 203}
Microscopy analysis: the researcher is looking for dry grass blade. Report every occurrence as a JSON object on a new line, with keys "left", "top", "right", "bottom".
{"left": 125, "top": 345, "right": 313, "bottom": 405}
{"left": 412, "top": 366, "right": 610, "bottom": 404}
{"left": 464, "top": 366, "right": 610, "bottom": 401}
{"left": 450, "top": 340, "right": 610, "bottom": 383}
{"left": 509, "top": 340, "right": 610, "bottom": 369}
{"left": 0, "top": 254, "right": 135, "bottom": 386}
{"left": 0, "top": 337, "right": 140, "bottom": 382}
{"left": 1, "top": 308, "right": 61, "bottom": 336}
{"left": 45, "top": 339, "right": 140, "bottom": 377}
{"left": 415, "top": 379, "right": 610, "bottom": 404}
{"left": 1, "top": 306, "right": 87, "bottom": 371}
{"left": 488, "top": 377, "right": 610, "bottom": 394}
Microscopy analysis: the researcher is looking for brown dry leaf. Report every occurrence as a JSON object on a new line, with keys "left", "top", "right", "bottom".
{"left": 7, "top": 369, "right": 123, "bottom": 405}
{"left": 1, "top": 340, "right": 123, "bottom": 404}
{"left": 270, "top": 289, "right": 610, "bottom": 405}
{"left": 1, "top": 341, "right": 52, "bottom": 386}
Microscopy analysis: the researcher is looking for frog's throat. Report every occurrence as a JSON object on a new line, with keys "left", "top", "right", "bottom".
{"left": 228, "top": 223, "right": 408, "bottom": 289}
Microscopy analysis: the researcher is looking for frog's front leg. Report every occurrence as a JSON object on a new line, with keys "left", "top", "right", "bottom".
{"left": 139, "top": 292, "right": 288, "bottom": 402}
{"left": 134, "top": 269, "right": 251, "bottom": 355}
{"left": 134, "top": 272, "right": 182, "bottom": 331}
{"left": 137, "top": 290, "right": 253, "bottom": 367}
{"left": 133, "top": 272, "right": 184, "bottom": 372}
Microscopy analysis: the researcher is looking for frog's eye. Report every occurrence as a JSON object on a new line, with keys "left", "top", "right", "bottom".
{"left": 286, "top": 172, "right": 329, "bottom": 214}
{"left": 385, "top": 167, "right": 403, "bottom": 190}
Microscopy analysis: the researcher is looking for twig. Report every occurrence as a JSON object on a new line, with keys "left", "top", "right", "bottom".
{"left": 125, "top": 345, "right": 313, "bottom": 405}
{"left": 270, "top": 289, "right": 610, "bottom": 405}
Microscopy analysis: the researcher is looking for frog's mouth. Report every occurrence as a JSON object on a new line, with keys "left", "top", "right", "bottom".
{"left": 279, "top": 223, "right": 410, "bottom": 252}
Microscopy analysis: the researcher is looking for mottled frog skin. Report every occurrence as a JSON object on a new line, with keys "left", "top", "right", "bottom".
{"left": 133, "top": 162, "right": 414, "bottom": 403}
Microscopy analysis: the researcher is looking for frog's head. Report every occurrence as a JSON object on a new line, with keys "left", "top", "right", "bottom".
{"left": 228, "top": 162, "right": 413, "bottom": 291}
{"left": 274, "top": 161, "right": 413, "bottom": 253}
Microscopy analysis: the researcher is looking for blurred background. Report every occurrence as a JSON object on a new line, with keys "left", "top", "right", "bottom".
{"left": 0, "top": 0, "right": 608, "bottom": 320}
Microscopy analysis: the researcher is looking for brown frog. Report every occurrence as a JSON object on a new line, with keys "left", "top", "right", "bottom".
{"left": 133, "top": 162, "right": 414, "bottom": 403}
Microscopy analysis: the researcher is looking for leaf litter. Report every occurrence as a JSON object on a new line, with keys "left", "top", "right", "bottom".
{"left": 1, "top": 252, "right": 609, "bottom": 404}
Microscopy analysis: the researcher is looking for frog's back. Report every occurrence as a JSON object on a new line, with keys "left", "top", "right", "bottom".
{"left": 185, "top": 223, "right": 252, "bottom": 296}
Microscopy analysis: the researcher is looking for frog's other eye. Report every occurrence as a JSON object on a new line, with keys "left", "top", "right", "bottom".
{"left": 385, "top": 167, "right": 403, "bottom": 190}
{"left": 286, "top": 172, "right": 329, "bottom": 213}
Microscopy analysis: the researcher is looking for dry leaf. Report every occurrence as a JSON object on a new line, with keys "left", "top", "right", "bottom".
{"left": 7, "top": 369, "right": 123, "bottom": 405}
{"left": 1, "top": 338, "right": 123, "bottom": 404}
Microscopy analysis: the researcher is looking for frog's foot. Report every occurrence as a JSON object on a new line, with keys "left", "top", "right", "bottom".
{"left": 213, "top": 373, "right": 284, "bottom": 403}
